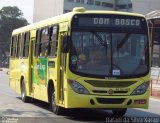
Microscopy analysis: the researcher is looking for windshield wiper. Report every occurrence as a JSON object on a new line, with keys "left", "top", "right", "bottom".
{"left": 91, "top": 31, "right": 107, "bottom": 46}
{"left": 117, "top": 33, "right": 130, "bottom": 49}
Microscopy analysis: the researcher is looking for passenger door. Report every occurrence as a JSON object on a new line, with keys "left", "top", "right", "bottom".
{"left": 32, "top": 30, "right": 41, "bottom": 99}
{"left": 58, "top": 32, "right": 68, "bottom": 104}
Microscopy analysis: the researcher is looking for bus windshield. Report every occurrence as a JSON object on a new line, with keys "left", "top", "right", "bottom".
{"left": 70, "top": 31, "right": 149, "bottom": 77}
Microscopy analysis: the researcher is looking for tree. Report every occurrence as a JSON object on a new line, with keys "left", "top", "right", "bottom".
{"left": 0, "top": 6, "right": 24, "bottom": 18}
{"left": 0, "top": 6, "right": 28, "bottom": 66}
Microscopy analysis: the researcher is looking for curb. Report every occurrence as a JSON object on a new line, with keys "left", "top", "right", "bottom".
{"left": 1, "top": 68, "right": 9, "bottom": 74}
{"left": 150, "top": 97, "right": 160, "bottom": 102}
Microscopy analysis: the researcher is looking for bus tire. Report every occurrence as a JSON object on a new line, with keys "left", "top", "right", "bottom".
{"left": 49, "top": 89, "right": 64, "bottom": 115}
{"left": 112, "top": 108, "right": 127, "bottom": 117}
{"left": 21, "top": 79, "right": 30, "bottom": 103}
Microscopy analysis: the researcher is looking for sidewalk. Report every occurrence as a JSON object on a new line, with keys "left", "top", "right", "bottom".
{"left": 150, "top": 67, "right": 160, "bottom": 99}
{"left": 151, "top": 82, "right": 160, "bottom": 99}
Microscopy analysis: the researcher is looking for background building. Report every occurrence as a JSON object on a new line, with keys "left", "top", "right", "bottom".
{"left": 132, "top": 0, "right": 160, "bottom": 67}
{"left": 132, "top": 0, "right": 160, "bottom": 15}
{"left": 146, "top": 10, "right": 160, "bottom": 67}
{"left": 33, "top": 0, "right": 132, "bottom": 22}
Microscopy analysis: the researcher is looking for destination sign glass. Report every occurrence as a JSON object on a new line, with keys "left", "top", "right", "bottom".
{"left": 72, "top": 14, "right": 147, "bottom": 29}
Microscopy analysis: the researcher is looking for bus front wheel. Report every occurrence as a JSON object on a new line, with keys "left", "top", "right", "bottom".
{"left": 49, "top": 90, "right": 64, "bottom": 115}
{"left": 112, "top": 108, "right": 127, "bottom": 117}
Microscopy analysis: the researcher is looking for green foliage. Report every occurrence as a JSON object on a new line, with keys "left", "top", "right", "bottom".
{"left": 0, "top": 6, "right": 28, "bottom": 57}
{"left": 0, "top": 6, "right": 24, "bottom": 18}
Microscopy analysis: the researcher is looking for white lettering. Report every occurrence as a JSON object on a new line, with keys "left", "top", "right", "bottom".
{"left": 93, "top": 18, "right": 141, "bottom": 27}
{"left": 126, "top": 19, "right": 130, "bottom": 25}
{"left": 93, "top": 18, "right": 109, "bottom": 25}
{"left": 121, "top": 19, "right": 125, "bottom": 25}
{"left": 94, "top": 18, "right": 99, "bottom": 24}
{"left": 104, "top": 18, "right": 109, "bottom": 24}
{"left": 36, "top": 64, "right": 45, "bottom": 70}
{"left": 115, "top": 19, "right": 120, "bottom": 25}
{"left": 99, "top": 18, "right": 103, "bottom": 24}
{"left": 131, "top": 19, "right": 135, "bottom": 26}
{"left": 136, "top": 20, "right": 140, "bottom": 26}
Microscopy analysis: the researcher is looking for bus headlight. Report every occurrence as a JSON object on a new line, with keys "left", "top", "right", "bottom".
{"left": 68, "top": 80, "right": 89, "bottom": 94}
{"left": 131, "top": 82, "right": 149, "bottom": 95}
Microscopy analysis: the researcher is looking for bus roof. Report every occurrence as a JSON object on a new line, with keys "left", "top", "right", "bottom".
{"left": 12, "top": 7, "right": 145, "bottom": 35}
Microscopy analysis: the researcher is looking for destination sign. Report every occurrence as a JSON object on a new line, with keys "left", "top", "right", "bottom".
{"left": 79, "top": 18, "right": 142, "bottom": 28}
{"left": 72, "top": 15, "right": 146, "bottom": 29}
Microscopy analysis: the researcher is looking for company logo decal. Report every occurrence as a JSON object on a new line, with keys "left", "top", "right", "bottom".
{"left": 33, "top": 58, "right": 47, "bottom": 85}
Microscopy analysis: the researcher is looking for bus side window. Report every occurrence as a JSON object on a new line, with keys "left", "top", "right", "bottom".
{"left": 35, "top": 30, "right": 41, "bottom": 57}
{"left": 40, "top": 27, "right": 49, "bottom": 57}
{"left": 16, "top": 34, "right": 21, "bottom": 58}
{"left": 22, "top": 32, "right": 30, "bottom": 58}
{"left": 11, "top": 36, "right": 17, "bottom": 58}
{"left": 48, "top": 25, "right": 59, "bottom": 57}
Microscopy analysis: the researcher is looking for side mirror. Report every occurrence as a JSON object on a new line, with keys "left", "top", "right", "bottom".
{"left": 62, "top": 35, "right": 70, "bottom": 53}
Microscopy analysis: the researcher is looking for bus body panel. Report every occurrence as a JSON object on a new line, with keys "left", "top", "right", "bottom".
{"left": 9, "top": 58, "right": 29, "bottom": 95}
{"left": 9, "top": 59, "right": 21, "bottom": 94}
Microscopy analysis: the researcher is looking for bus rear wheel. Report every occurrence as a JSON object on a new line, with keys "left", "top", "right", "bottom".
{"left": 112, "top": 108, "right": 127, "bottom": 117}
{"left": 49, "top": 90, "right": 64, "bottom": 115}
{"left": 21, "top": 80, "right": 30, "bottom": 103}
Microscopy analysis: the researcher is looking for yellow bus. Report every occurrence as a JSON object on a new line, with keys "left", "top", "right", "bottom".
{"left": 9, "top": 7, "right": 150, "bottom": 117}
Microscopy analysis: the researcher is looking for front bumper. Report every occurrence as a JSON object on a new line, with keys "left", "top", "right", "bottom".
{"left": 64, "top": 89, "right": 150, "bottom": 109}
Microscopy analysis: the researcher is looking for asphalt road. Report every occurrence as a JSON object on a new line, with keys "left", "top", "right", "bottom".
{"left": 0, "top": 70, "right": 160, "bottom": 123}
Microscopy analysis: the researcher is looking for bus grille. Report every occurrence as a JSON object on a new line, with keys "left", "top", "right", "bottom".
{"left": 85, "top": 80, "right": 136, "bottom": 88}
{"left": 92, "top": 90, "right": 128, "bottom": 94}
{"left": 96, "top": 98, "right": 125, "bottom": 104}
